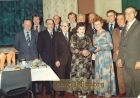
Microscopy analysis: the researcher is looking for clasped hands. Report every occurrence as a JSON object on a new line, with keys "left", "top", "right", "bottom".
{"left": 81, "top": 49, "right": 90, "bottom": 57}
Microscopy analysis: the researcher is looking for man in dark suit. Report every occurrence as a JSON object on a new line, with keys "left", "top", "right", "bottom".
{"left": 68, "top": 12, "right": 77, "bottom": 32}
{"left": 86, "top": 12, "right": 98, "bottom": 41}
{"left": 54, "top": 21, "right": 71, "bottom": 79}
{"left": 118, "top": 7, "right": 140, "bottom": 97}
{"left": 53, "top": 15, "right": 61, "bottom": 32}
{"left": 54, "top": 21, "right": 71, "bottom": 97}
{"left": 32, "top": 15, "right": 46, "bottom": 95}
{"left": 104, "top": 10, "right": 118, "bottom": 36}
{"left": 14, "top": 19, "right": 38, "bottom": 61}
{"left": 37, "top": 19, "right": 55, "bottom": 97}
{"left": 14, "top": 19, "right": 39, "bottom": 96}
{"left": 32, "top": 15, "right": 46, "bottom": 33}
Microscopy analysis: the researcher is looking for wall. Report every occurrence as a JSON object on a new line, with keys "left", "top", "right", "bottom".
{"left": 42, "top": 0, "right": 122, "bottom": 22}
{"left": 43, "top": 0, "right": 78, "bottom": 23}
{"left": 78, "top": 0, "right": 94, "bottom": 14}
{"left": 94, "top": 0, "right": 122, "bottom": 19}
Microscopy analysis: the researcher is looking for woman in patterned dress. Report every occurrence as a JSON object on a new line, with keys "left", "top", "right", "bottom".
{"left": 70, "top": 22, "right": 93, "bottom": 98}
{"left": 92, "top": 17, "right": 116, "bottom": 98}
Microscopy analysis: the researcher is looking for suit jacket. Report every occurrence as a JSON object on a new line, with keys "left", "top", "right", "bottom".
{"left": 112, "top": 27, "right": 122, "bottom": 62}
{"left": 54, "top": 24, "right": 61, "bottom": 33}
{"left": 119, "top": 19, "right": 140, "bottom": 68}
{"left": 32, "top": 25, "right": 46, "bottom": 33}
{"left": 37, "top": 29, "right": 56, "bottom": 66}
{"left": 14, "top": 31, "right": 38, "bottom": 61}
{"left": 86, "top": 24, "right": 96, "bottom": 43}
{"left": 103, "top": 22, "right": 118, "bottom": 35}
{"left": 54, "top": 32, "right": 71, "bottom": 79}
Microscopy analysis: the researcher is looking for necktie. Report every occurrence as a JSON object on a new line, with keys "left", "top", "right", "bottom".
{"left": 26, "top": 32, "right": 31, "bottom": 46}
{"left": 35, "top": 26, "right": 38, "bottom": 32}
{"left": 64, "top": 33, "right": 68, "bottom": 41}
{"left": 110, "top": 24, "right": 113, "bottom": 32}
{"left": 124, "top": 24, "right": 129, "bottom": 37}
{"left": 50, "top": 32, "right": 53, "bottom": 38}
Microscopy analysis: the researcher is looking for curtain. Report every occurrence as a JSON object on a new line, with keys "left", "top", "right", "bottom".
{"left": 122, "top": 0, "right": 140, "bottom": 12}
{"left": 0, "top": 0, "right": 43, "bottom": 45}
{"left": 43, "top": 0, "right": 78, "bottom": 23}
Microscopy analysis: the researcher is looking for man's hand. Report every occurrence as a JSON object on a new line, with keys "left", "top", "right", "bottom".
{"left": 55, "top": 61, "right": 60, "bottom": 68}
{"left": 117, "top": 59, "right": 123, "bottom": 67}
{"left": 135, "top": 62, "right": 140, "bottom": 70}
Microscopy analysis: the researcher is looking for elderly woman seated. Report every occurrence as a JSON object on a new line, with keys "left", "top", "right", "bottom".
{"left": 0, "top": 51, "right": 15, "bottom": 70}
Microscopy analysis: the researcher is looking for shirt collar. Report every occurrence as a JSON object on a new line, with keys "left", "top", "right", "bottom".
{"left": 48, "top": 29, "right": 53, "bottom": 34}
{"left": 127, "top": 18, "right": 136, "bottom": 27}
{"left": 24, "top": 30, "right": 31, "bottom": 33}
{"left": 109, "top": 22, "right": 115, "bottom": 26}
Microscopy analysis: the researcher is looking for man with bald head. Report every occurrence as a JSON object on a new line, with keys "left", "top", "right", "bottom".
{"left": 118, "top": 6, "right": 140, "bottom": 97}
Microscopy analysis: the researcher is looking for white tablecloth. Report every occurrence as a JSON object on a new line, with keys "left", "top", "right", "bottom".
{"left": 31, "top": 66, "right": 60, "bottom": 81}
{"left": 0, "top": 66, "right": 60, "bottom": 89}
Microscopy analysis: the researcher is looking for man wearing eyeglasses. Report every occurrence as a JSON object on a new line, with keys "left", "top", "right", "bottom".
{"left": 54, "top": 21, "right": 72, "bottom": 97}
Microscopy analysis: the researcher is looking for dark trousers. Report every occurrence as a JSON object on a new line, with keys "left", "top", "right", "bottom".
{"left": 32, "top": 82, "right": 40, "bottom": 94}
{"left": 123, "top": 66, "right": 140, "bottom": 97}
{"left": 45, "top": 81, "right": 53, "bottom": 95}
{"left": 113, "top": 62, "right": 119, "bottom": 94}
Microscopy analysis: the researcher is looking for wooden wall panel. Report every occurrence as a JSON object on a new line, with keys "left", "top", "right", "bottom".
{"left": 78, "top": 0, "right": 94, "bottom": 14}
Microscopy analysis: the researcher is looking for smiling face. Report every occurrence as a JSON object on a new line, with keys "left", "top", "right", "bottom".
{"left": 77, "top": 26, "right": 85, "bottom": 34}
{"left": 33, "top": 16, "right": 40, "bottom": 25}
{"left": 107, "top": 12, "right": 116, "bottom": 23}
{"left": 68, "top": 14, "right": 76, "bottom": 23}
{"left": 117, "top": 14, "right": 126, "bottom": 27}
{"left": 77, "top": 14, "right": 85, "bottom": 23}
{"left": 88, "top": 13, "right": 97, "bottom": 24}
{"left": 94, "top": 21, "right": 103, "bottom": 32}
{"left": 53, "top": 15, "right": 61, "bottom": 25}
{"left": 125, "top": 7, "right": 137, "bottom": 22}
{"left": 46, "top": 19, "right": 54, "bottom": 31}
{"left": 23, "top": 20, "right": 32, "bottom": 31}
{"left": 60, "top": 22, "right": 69, "bottom": 33}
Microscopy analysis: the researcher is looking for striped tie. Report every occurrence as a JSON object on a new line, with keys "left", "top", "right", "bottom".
{"left": 26, "top": 32, "right": 31, "bottom": 46}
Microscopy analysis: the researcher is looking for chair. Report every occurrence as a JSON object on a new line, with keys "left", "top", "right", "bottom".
{"left": 1, "top": 68, "right": 34, "bottom": 98}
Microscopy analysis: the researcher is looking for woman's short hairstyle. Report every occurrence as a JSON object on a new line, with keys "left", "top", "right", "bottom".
{"left": 94, "top": 16, "right": 104, "bottom": 24}
{"left": 76, "top": 22, "right": 85, "bottom": 30}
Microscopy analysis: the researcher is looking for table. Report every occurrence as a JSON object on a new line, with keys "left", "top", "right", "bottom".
{"left": 0, "top": 62, "right": 60, "bottom": 89}
{"left": 31, "top": 66, "right": 60, "bottom": 81}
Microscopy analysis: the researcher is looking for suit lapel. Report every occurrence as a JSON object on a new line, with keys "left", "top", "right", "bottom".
{"left": 22, "top": 31, "right": 28, "bottom": 46}
{"left": 125, "top": 20, "right": 139, "bottom": 38}
{"left": 61, "top": 32, "right": 69, "bottom": 45}
{"left": 30, "top": 31, "right": 35, "bottom": 46}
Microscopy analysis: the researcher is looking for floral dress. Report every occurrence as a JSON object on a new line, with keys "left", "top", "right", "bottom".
{"left": 93, "top": 30, "right": 116, "bottom": 97}
{"left": 70, "top": 33, "right": 93, "bottom": 95}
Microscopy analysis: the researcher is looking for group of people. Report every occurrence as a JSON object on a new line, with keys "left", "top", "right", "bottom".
{"left": 0, "top": 6, "right": 140, "bottom": 98}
